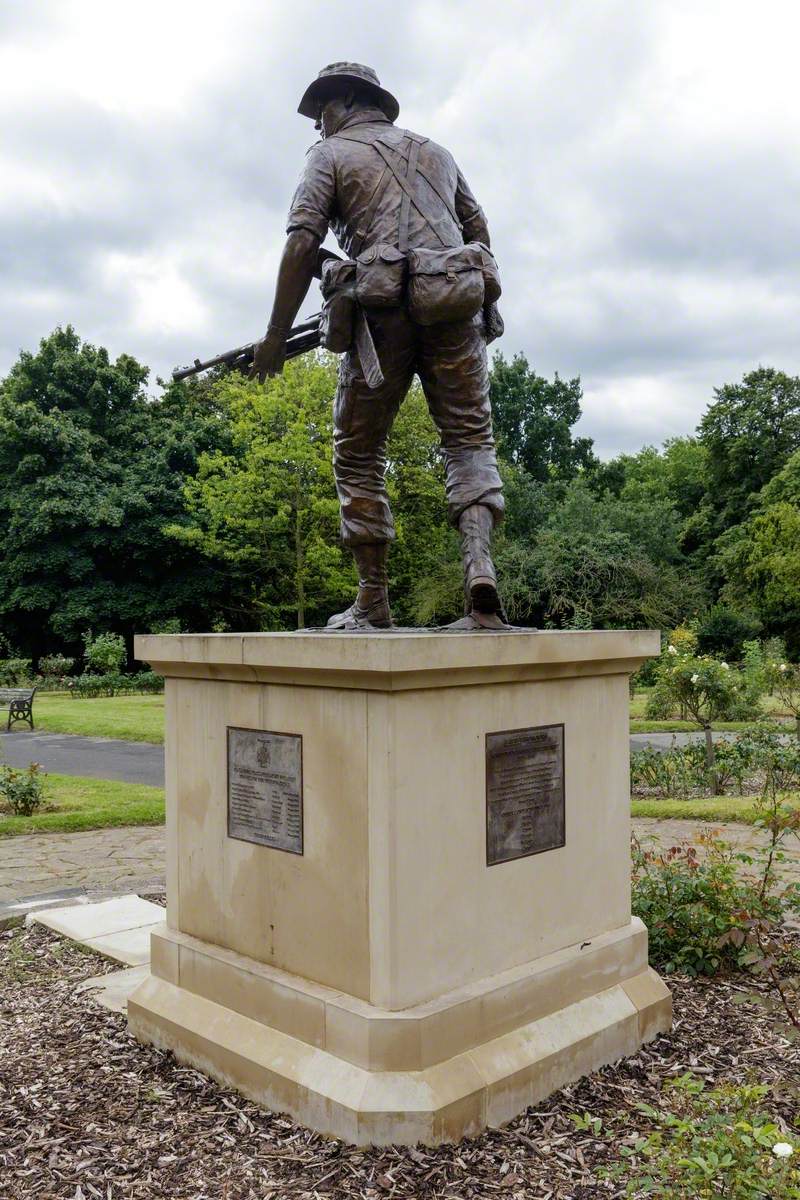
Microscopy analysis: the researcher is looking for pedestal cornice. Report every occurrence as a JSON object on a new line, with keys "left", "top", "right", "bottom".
{"left": 135, "top": 629, "right": 660, "bottom": 692}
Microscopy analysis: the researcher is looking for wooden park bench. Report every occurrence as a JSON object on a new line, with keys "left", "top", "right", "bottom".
{"left": 0, "top": 687, "right": 37, "bottom": 730}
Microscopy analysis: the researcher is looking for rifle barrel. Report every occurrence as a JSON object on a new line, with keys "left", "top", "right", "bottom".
{"left": 172, "top": 314, "right": 321, "bottom": 381}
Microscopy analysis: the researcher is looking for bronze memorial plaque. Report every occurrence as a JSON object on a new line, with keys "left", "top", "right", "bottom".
{"left": 486, "top": 724, "right": 565, "bottom": 865}
{"left": 227, "top": 727, "right": 303, "bottom": 854}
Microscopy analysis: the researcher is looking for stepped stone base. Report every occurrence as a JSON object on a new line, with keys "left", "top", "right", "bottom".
{"left": 129, "top": 918, "right": 670, "bottom": 1145}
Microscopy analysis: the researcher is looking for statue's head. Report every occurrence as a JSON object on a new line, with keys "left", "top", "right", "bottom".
{"left": 298, "top": 63, "right": 399, "bottom": 137}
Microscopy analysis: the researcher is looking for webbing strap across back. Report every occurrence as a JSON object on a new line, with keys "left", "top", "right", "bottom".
{"left": 397, "top": 137, "right": 420, "bottom": 253}
{"left": 369, "top": 139, "right": 450, "bottom": 247}
{"left": 334, "top": 126, "right": 453, "bottom": 250}
{"left": 350, "top": 164, "right": 391, "bottom": 257}
{"left": 377, "top": 134, "right": 461, "bottom": 230}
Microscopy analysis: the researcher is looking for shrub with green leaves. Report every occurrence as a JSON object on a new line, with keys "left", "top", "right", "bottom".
{"left": 82, "top": 631, "right": 126, "bottom": 675}
{"left": 696, "top": 604, "right": 762, "bottom": 660}
{"left": 37, "top": 653, "right": 75, "bottom": 679}
{"left": 772, "top": 661, "right": 800, "bottom": 738}
{"left": 630, "top": 741, "right": 707, "bottom": 798}
{"left": 0, "top": 763, "right": 45, "bottom": 816}
{"left": 631, "top": 834, "right": 782, "bottom": 976}
{"left": 67, "top": 670, "right": 164, "bottom": 699}
{"left": 134, "top": 671, "right": 164, "bottom": 694}
{"left": 0, "top": 658, "right": 33, "bottom": 686}
{"left": 605, "top": 1074, "right": 799, "bottom": 1198}
{"left": 647, "top": 650, "right": 760, "bottom": 724}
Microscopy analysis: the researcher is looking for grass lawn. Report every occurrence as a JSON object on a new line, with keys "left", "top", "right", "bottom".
{"left": 631, "top": 791, "right": 800, "bottom": 824}
{"left": 629, "top": 718, "right": 771, "bottom": 733}
{"left": 32, "top": 693, "right": 165, "bottom": 743}
{"left": 0, "top": 772, "right": 164, "bottom": 836}
{"left": 23, "top": 691, "right": 794, "bottom": 746}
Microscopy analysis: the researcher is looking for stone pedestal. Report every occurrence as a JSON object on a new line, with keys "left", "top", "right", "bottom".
{"left": 129, "top": 629, "right": 670, "bottom": 1145}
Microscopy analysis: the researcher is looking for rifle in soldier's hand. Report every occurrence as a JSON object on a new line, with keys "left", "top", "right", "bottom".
{"left": 171, "top": 315, "right": 321, "bottom": 382}
{"left": 172, "top": 246, "right": 384, "bottom": 388}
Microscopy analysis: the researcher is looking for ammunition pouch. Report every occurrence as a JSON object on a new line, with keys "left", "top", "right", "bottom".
{"left": 407, "top": 242, "right": 488, "bottom": 326}
{"left": 355, "top": 243, "right": 407, "bottom": 308}
{"left": 319, "top": 257, "right": 356, "bottom": 353}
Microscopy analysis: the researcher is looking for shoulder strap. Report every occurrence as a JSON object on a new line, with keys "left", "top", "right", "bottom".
{"left": 375, "top": 134, "right": 461, "bottom": 229}
{"left": 332, "top": 126, "right": 454, "bottom": 250}
{"left": 397, "top": 137, "right": 420, "bottom": 253}
{"left": 370, "top": 139, "right": 450, "bottom": 247}
{"left": 349, "top": 164, "right": 391, "bottom": 257}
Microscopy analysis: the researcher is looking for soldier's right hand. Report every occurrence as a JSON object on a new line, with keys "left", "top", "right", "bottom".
{"left": 249, "top": 328, "right": 288, "bottom": 383}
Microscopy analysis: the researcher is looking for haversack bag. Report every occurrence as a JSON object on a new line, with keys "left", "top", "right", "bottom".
{"left": 319, "top": 257, "right": 356, "bottom": 353}
{"left": 355, "top": 243, "right": 407, "bottom": 307}
{"left": 406, "top": 243, "right": 485, "bottom": 325}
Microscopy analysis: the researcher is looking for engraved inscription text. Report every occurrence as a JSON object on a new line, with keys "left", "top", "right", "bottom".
{"left": 227, "top": 727, "right": 303, "bottom": 854}
{"left": 486, "top": 725, "right": 565, "bottom": 865}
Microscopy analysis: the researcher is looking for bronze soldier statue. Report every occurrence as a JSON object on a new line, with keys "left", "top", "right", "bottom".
{"left": 252, "top": 63, "right": 507, "bottom": 630}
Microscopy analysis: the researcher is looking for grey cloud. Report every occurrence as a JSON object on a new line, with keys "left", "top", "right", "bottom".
{"left": 2, "top": 0, "right": 799, "bottom": 457}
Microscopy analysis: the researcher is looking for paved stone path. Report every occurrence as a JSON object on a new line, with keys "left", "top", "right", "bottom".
{"left": 0, "top": 730, "right": 164, "bottom": 786}
{"left": 0, "top": 825, "right": 165, "bottom": 906}
{"left": 634, "top": 816, "right": 800, "bottom": 877}
{"left": 2, "top": 819, "right": 799, "bottom": 912}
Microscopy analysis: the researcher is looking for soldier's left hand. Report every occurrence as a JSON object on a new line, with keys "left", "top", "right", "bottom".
{"left": 249, "top": 328, "right": 287, "bottom": 383}
{"left": 483, "top": 302, "right": 504, "bottom": 345}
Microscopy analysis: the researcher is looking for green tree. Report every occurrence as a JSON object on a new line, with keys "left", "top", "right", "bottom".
{"left": 0, "top": 327, "right": 232, "bottom": 658}
{"left": 171, "top": 356, "right": 352, "bottom": 629}
{"left": 489, "top": 353, "right": 596, "bottom": 481}
{"left": 490, "top": 478, "right": 702, "bottom": 630}
{"left": 717, "top": 451, "right": 800, "bottom": 655}
{"left": 699, "top": 366, "right": 800, "bottom": 527}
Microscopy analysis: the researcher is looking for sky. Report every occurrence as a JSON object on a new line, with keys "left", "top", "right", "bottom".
{"left": 2, "top": 0, "right": 799, "bottom": 458}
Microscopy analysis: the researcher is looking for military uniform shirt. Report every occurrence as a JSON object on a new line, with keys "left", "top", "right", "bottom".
{"left": 286, "top": 108, "right": 488, "bottom": 257}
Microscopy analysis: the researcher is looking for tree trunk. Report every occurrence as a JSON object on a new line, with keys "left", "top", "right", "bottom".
{"left": 704, "top": 722, "right": 720, "bottom": 795}
{"left": 294, "top": 504, "right": 305, "bottom": 630}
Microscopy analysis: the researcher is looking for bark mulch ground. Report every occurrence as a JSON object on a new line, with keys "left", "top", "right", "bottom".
{"left": 1, "top": 921, "right": 798, "bottom": 1200}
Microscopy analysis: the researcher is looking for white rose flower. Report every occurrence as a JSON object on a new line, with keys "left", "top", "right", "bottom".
{"left": 780, "top": 663, "right": 788, "bottom": 672}
{"left": 691, "top": 673, "right": 699, "bottom": 684}
{"left": 773, "top": 1142, "right": 793, "bottom": 1158}
{"left": 668, "top": 645, "right": 677, "bottom": 655}
{"left": 720, "top": 662, "right": 729, "bottom": 670}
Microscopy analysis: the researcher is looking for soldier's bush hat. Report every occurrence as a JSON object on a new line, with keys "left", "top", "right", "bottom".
{"left": 298, "top": 62, "right": 399, "bottom": 121}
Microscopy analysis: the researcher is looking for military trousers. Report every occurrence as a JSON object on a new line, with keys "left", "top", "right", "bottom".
{"left": 333, "top": 309, "right": 504, "bottom": 546}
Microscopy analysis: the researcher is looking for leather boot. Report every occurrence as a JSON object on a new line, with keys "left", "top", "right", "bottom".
{"left": 326, "top": 543, "right": 392, "bottom": 630}
{"left": 458, "top": 504, "right": 504, "bottom": 618}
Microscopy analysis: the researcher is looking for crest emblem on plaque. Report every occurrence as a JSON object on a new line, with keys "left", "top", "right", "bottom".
{"left": 256, "top": 740, "right": 272, "bottom": 768}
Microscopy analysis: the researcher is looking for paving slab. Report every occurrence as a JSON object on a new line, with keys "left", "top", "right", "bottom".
{"left": 81, "top": 924, "right": 158, "bottom": 965}
{"left": 30, "top": 893, "right": 164, "bottom": 965}
{"left": 31, "top": 893, "right": 162, "bottom": 939}
{"left": 76, "top": 964, "right": 150, "bottom": 1013}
